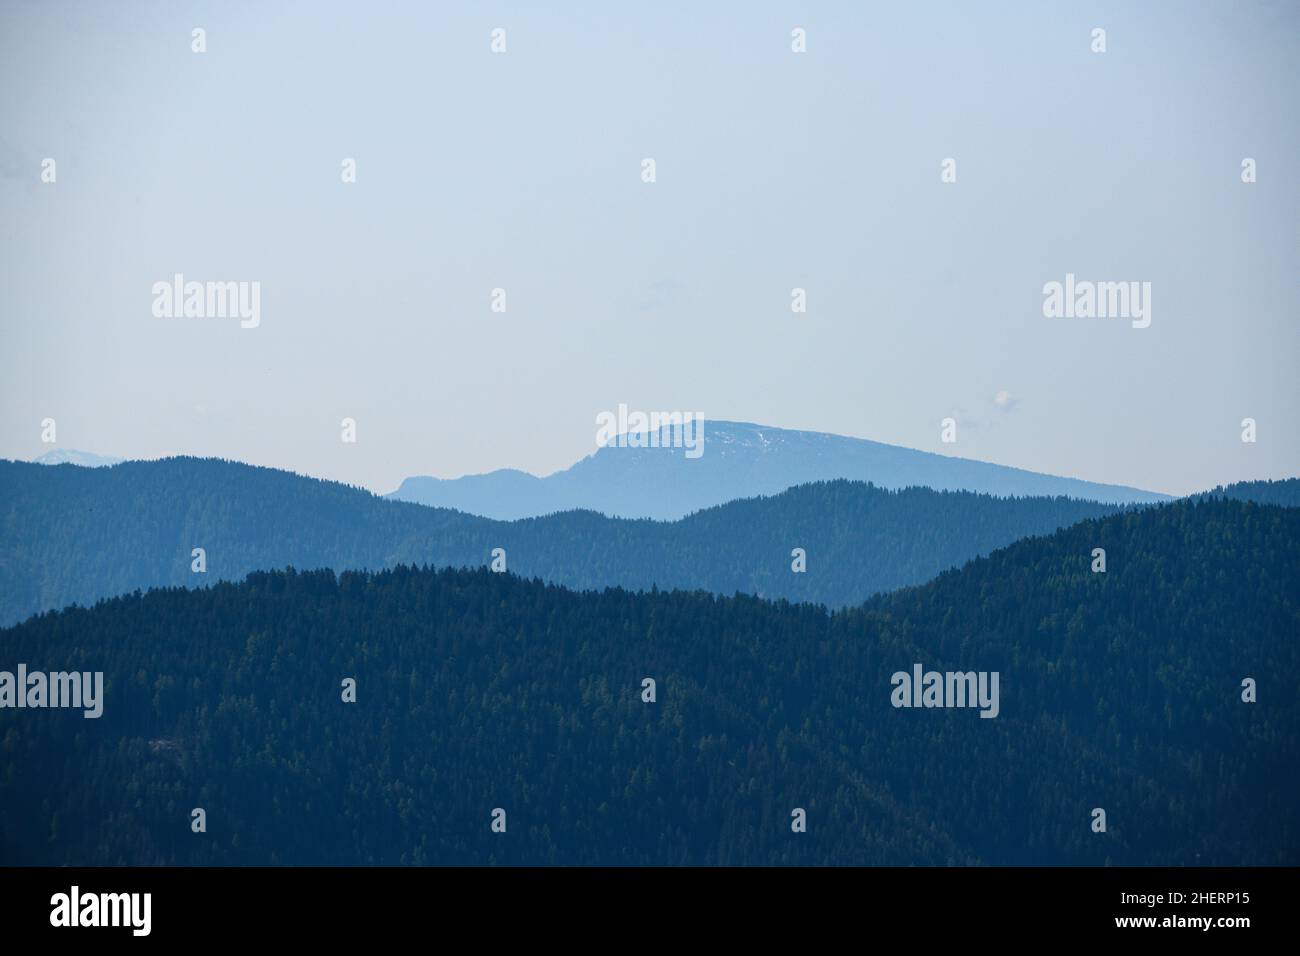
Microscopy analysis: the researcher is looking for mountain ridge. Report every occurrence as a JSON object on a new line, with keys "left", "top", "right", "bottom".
{"left": 3, "top": 456, "right": 1292, "bottom": 629}
{"left": 0, "top": 457, "right": 1135, "bottom": 626}
{"left": 389, "top": 420, "right": 1171, "bottom": 520}
{"left": 31, "top": 448, "right": 125, "bottom": 468}
{"left": 3, "top": 495, "right": 1294, "bottom": 865}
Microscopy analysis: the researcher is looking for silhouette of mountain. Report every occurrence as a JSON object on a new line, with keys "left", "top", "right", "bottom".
{"left": 0, "top": 457, "right": 1127, "bottom": 626}
{"left": 2, "top": 496, "right": 1293, "bottom": 865}
{"left": 388, "top": 421, "right": 1170, "bottom": 520}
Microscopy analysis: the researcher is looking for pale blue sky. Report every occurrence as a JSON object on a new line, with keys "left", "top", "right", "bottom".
{"left": 1, "top": 0, "right": 1296, "bottom": 495}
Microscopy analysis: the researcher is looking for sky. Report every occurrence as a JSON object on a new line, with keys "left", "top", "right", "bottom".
{"left": 1, "top": 0, "right": 1296, "bottom": 496}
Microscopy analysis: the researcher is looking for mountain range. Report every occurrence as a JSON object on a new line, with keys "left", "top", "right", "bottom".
{"left": 3, "top": 495, "right": 1294, "bottom": 865}
{"left": 388, "top": 421, "right": 1171, "bottom": 520}
{"left": 0, "top": 457, "right": 1139, "bottom": 626}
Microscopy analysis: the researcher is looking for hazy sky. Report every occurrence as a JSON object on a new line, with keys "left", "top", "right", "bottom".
{"left": 2, "top": 0, "right": 1296, "bottom": 496}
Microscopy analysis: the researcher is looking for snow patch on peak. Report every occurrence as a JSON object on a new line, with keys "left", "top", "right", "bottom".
{"left": 33, "top": 449, "right": 125, "bottom": 468}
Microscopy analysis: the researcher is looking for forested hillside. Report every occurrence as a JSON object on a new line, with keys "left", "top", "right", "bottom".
{"left": 1188, "top": 478, "right": 1300, "bottom": 508}
{"left": 0, "top": 458, "right": 1126, "bottom": 625}
{"left": 2, "top": 497, "right": 1295, "bottom": 866}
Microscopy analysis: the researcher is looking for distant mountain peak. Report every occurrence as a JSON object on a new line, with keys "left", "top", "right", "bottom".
{"left": 389, "top": 420, "right": 1170, "bottom": 520}
{"left": 32, "top": 449, "right": 124, "bottom": 468}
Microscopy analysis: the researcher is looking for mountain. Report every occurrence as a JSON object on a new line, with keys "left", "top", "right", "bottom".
{"left": 0, "top": 457, "right": 1127, "bottom": 627}
{"left": 1188, "top": 478, "right": 1300, "bottom": 508}
{"left": 31, "top": 449, "right": 124, "bottom": 468}
{"left": 388, "top": 421, "right": 1170, "bottom": 520}
{"left": 2, "top": 496, "right": 1294, "bottom": 865}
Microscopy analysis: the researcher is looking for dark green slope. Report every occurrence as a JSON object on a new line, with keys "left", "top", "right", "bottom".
{"left": 1, "top": 497, "right": 1295, "bottom": 866}
{"left": 860, "top": 497, "right": 1300, "bottom": 866}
